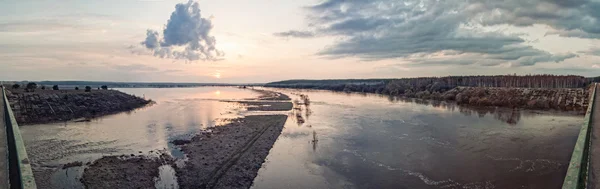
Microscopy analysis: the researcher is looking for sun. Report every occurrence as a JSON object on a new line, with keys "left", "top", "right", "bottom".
{"left": 213, "top": 72, "right": 221, "bottom": 78}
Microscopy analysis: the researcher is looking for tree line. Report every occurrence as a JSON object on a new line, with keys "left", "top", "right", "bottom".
{"left": 11, "top": 82, "right": 109, "bottom": 92}
{"left": 265, "top": 75, "right": 592, "bottom": 96}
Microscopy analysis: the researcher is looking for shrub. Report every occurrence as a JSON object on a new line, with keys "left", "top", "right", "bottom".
{"left": 477, "top": 97, "right": 491, "bottom": 106}
{"left": 443, "top": 92, "right": 456, "bottom": 101}
{"left": 468, "top": 97, "right": 480, "bottom": 105}
{"left": 52, "top": 85, "right": 59, "bottom": 90}
{"left": 85, "top": 86, "right": 92, "bottom": 92}
{"left": 456, "top": 93, "right": 469, "bottom": 104}
{"left": 25, "top": 82, "right": 37, "bottom": 92}
{"left": 75, "top": 87, "right": 79, "bottom": 90}
{"left": 415, "top": 90, "right": 431, "bottom": 99}
{"left": 11, "top": 84, "right": 20, "bottom": 89}
{"left": 26, "top": 82, "right": 37, "bottom": 91}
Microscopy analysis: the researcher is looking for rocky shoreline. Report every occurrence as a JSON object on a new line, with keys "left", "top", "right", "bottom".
{"left": 6, "top": 89, "right": 151, "bottom": 125}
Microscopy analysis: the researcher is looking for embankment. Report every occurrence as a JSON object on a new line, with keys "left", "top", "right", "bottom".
{"left": 6, "top": 89, "right": 151, "bottom": 125}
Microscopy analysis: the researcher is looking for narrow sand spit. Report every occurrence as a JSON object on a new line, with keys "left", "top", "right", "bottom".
{"left": 175, "top": 115, "right": 288, "bottom": 188}
{"left": 228, "top": 101, "right": 293, "bottom": 111}
{"left": 224, "top": 88, "right": 293, "bottom": 111}
{"left": 250, "top": 88, "right": 291, "bottom": 101}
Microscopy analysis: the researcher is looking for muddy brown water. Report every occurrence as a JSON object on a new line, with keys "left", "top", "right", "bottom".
{"left": 20, "top": 87, "right": 582, "bottom": 189}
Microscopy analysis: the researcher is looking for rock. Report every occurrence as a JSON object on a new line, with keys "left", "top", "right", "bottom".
{"left": 171, "top": 139, "right": 191, "bottom": 145}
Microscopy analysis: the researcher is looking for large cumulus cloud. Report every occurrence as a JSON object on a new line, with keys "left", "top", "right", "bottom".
{"left": 275, "top": 0, "right": 595, "bottom": 66}
{"left": 142, "top": 0, "right": 223, "bottom": 61}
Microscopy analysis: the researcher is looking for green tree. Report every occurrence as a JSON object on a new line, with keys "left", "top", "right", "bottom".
{"left": 85, "top": 86, "right": 92, "bottom": 92}
{"left": 11, "top": 84, "right": 20, "bottom": 89}
{"left": 101, "top": 85, "right": 108, "bottom": 90}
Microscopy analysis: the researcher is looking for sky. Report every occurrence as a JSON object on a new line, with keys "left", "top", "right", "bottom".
{"left": 1, "top": 0, "right": 600, "bottom": 83}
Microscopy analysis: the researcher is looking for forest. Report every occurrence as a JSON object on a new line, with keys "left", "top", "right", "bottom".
{"left": 266, "top": 75, "right": 592, "bottom": 94}
{"left": 265, "top": 75, "right": 595, "bottom": 110}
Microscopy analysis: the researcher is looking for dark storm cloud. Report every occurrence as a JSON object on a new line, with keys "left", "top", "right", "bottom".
{"left": 472, "top": 0, "right": 600, "bottom": 35}
{"left": 276, "top": 0, "right": 595, "bottom": 66}
{"left": 141, "top": 0, "right": 222, "bottom": 61}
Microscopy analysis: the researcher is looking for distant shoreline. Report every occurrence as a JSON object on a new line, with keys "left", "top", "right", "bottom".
{"left": 265, "top": 76, "right": 596, "bottom": 112}
{"left": 2, "top": 81, "right": 264, "bottom": 89}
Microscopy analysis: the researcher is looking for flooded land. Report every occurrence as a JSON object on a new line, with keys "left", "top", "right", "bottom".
{"left": 19, "top": 87, "right": 583, "bottom": 188}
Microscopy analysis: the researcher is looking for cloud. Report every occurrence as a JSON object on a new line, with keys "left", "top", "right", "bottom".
{"left": 578, "top": 47, "right": 600, "bottom": 56}
{"left": 141, "top": 0, "right": 223, "bottom": 61}
{"left": 142, "top": 30, "right": 160, "bottom": 49}
{"left": 113, "top": 63, "right": 159, "bottom": 72}
{"left": 513, "top": 52, "right": 578, "bottom": 66}
{"left": 277, "top": 0, "right": 588, "bottom": 66}
{"left": 273, "top": 30, "right": 315, "bottom": 38}
{"left": 471, "top": 0, "right": 600, "bottom": 37}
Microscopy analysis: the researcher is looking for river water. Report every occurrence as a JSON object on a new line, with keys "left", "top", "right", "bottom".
{"left": 20, "top": 87, "right": 582, "bottom": 189}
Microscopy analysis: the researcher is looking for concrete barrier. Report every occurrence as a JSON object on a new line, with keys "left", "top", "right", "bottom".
{"left": 2, "top": 87, "right": 36, "bottom": 189}
{"left": 562, "top": 83, "right": 597, "bottom": 189}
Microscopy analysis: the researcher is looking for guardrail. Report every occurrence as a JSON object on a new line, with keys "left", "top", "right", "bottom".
{"left": 2, "top": 87, "right": 36, "bottom": 189}
{"left": 562, "top": 83, "right": 597, "bottom": 189}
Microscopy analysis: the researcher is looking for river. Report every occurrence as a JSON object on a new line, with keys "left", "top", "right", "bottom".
{"left": 20, "top": 87, "right": 582, "bottom": 189}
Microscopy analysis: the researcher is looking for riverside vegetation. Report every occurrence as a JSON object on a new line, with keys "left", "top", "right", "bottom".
{"left": 265, "top": 75, "right": 595, "bottom": 111}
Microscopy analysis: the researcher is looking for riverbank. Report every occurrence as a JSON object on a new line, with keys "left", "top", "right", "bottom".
{"left": 445, "top": 87, "right": 589, "bottom": 111}
{"left": 265, "top": 76, "right": 596, "bottom": 111}
{"left": 265, "top": 85, "right": 591, "bottom": 112}
{"left": 5, "top": 89, "right": 151, "bottom": 125}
